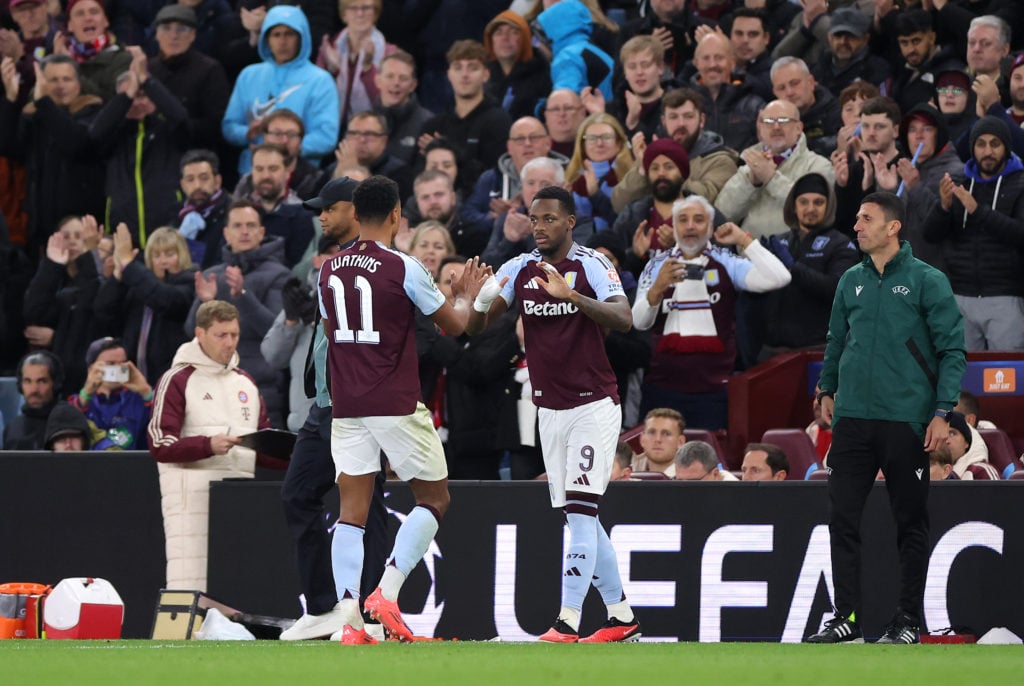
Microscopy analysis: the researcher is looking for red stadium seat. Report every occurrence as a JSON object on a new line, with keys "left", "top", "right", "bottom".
{"left": 761, "top": 428, "right": 822, "bottom": 480}
{"left": 1008, "top": 470, "right": 1024, "bottom": 480}
{"left": 631, "top": 471, "right": 670, "bottom": 481}
{"left": 619, "top": 424, "right": 644, "bottom": 454}
{"left": 807, "top": 469, "right": 828, "bottom": 481}
{"left": 978, "top": 429, "right": 1019, "bottom": 479}
{"left": 683, "top": 429, "right": 726, "bottom": 464}
{"left": 966, "top": 463, "right": 1000, "bottom": 480}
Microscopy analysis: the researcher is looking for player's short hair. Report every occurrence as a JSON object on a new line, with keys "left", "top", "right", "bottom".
{"left": 446, "top": 39, "right": 489, "bottom": 66}
{"left": 196, "top": 300, "right": 239, "bottom": 330}
{"left": 353, "top": 175, "right": 400, "bottom": 224}
{"left": 859, "top": 96, "right": 901, "bottom": 126}
{"left": 179, "top": 148, "right": 220, "bottom": 176}
{"left": 744, "top": 442, "right": 790, "bottom": 476}
{"left": 532, "top": 185, "right": 575, "bottom": 217}
{"left": 862, "top": 191, "right": 905, "bottom": 225}
{"left": 620, "top": 34, "right": 664, "bottom": 64}
{"left": 675, "top": 441, "right": 717, "bottom": 470}
{"left": 644, "top": 407, "right": 685, "bottom": 434}
{"left": 662, "top": 87, "right": 706, "bottom": 114}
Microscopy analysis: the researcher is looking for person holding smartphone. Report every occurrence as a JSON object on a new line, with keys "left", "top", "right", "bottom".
{"left": 69, "top": 336, "right": 153, "bottom": 450}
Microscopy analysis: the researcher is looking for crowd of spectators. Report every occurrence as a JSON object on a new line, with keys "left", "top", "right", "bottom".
{"left": 1, "top": 0, "right": 1022, "bottom": 477}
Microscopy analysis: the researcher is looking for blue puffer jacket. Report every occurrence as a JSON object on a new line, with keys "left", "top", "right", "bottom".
{"left": 537, "top": 1, "right": 613, "bottom": 101}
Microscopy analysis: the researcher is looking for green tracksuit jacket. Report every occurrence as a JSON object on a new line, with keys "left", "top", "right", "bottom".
{"left": 819, "top": 241, "right": 966, "bottom": 434}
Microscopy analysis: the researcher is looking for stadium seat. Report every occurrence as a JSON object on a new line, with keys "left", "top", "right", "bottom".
{"left": 1008, "top": 470, "right": 1024, "bottom": 481}
{"left": 619, "top": 424, "right": 644, "bottom": 454}
{"left": 978, "top": 429, "right": 1019, "bottom": 479}
{"left": 966, "top": 463, "right": 1000, "bottom": 480}
{"left": 683, "top": 429, "right": 726, "bottom": 464}
{"left": 760, "top": 428, "right": 821, "bottom": 480}
{"left": 807, "top": 470, "right": 828, "bottom": 481}
{"left": 630, "top": 471, "right": 670, "bottom": 481}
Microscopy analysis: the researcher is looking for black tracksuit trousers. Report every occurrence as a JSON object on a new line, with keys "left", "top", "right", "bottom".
{"left": 827, "top": 417, "right": 930, "bottom": 625}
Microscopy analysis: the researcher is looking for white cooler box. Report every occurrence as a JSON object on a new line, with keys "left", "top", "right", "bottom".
{"left": 43, "top": 578, "right": 124, "bottom": 639}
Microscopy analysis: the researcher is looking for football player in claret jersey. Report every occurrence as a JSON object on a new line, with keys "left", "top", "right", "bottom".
{"left": 466, "top": 185, "right": 641, "bottom": 643}
{"left": 318, "top": 176, "right": 491, "bottom": 644}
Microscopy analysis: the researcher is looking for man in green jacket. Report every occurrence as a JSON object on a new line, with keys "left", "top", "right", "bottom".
{"left": 806, "top": 191, "right": 965, "bottom": 645}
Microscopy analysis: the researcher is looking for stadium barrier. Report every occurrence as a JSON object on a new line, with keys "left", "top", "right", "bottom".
{"left": 2, "top": 453, "right": 1020, "bottom": 641}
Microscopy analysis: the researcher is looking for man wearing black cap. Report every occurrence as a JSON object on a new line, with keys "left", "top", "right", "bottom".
{"left": 149, "top": 4, "right": 229, "bottom": 151}
{"left": 277, "top": 177, "right": 388, "bottom": 641}
{"left": 810, "top": 7, "right": 892, "bottom": 98}
{"left": 756, "top": 172, "right": 858, "bottom": 359}
{"left": 924, "top": 115, "right": 1024, "bottom": 351}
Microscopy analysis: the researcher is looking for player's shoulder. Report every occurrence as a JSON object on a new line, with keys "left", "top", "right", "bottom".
{"left": 502, "top": 249, "right": 542, "bottom": 275}
{"left": 568, "top": 242, "right": 616, "bottom": 271}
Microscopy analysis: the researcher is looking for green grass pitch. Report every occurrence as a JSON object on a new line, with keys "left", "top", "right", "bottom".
{"left": 2, "top": 641, "right": 1019, "bottom": 686}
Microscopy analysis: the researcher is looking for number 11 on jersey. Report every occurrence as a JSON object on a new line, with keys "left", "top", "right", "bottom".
{"left": 327, "top": 274, "right": 381, "bottom": 344}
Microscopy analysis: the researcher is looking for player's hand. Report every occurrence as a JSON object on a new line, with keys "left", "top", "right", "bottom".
{"left": 452, "top": 256, "right": 492, "bottom": 302}
{"left": 210, "top": 433, "right": 242, "bottom": 456}
{"left": 923, "top": 415, "right": 948, "bottom": 452}
{"left": 820, "top": 395, "right": 834, "bottom": 427}
{"left": 533, "top": 262, "right": 573, "bottom": 300}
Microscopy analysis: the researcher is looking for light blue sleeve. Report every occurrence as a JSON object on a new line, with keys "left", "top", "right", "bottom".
{"left": 400, "top": 253, "right": 445, "bottom": 316}
{"left": 712, "top": 247, "right": 754, "bottom": 289}
{"left": 496, "top": 255, "right": 526, "bottom": 306}
{"left": 222, "top": 68, "right": 255, "bottom": 147}
{"left": 582, "top": 251, "right": 626, "bottom": 301}
{"left": 299, "top": 68, "right": 341, "bottom": 160}
{"left": 550, "top": 52, "right": 586, "bottom": 93}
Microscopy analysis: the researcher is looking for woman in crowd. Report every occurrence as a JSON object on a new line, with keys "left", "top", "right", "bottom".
{"left": 564, "top": 112, "right": 633, "bottom": 231}
{"left": 408, "top": 220, "right": 455, "bottom": 279}
{"left": 94, "top": 224, "right": 197, "bottom": 386}
{"left": 316, "top": 0, "right": 396, "bottom": 128}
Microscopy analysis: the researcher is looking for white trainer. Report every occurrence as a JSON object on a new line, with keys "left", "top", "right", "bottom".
{"left": 279, "top": 603, "right": 349, "bottom": 641}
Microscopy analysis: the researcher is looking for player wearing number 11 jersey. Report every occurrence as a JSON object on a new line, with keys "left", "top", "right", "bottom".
{"left": 318, "top": 176, "right": 490, "bottom": 643}
{"left": 467, "top": 186, "right": 641, "bottom": 643}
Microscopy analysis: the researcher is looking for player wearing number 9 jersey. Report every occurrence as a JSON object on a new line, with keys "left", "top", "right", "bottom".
{"left": 317, "top": 176, "right": 491, "bottom": 644}
{"left": 466, "top": 186, "right": 641, "bottom": 644}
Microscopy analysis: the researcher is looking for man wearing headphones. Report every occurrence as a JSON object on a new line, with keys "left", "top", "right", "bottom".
{"left": 4, "top": 351, "right": 64, "bottom": 450}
